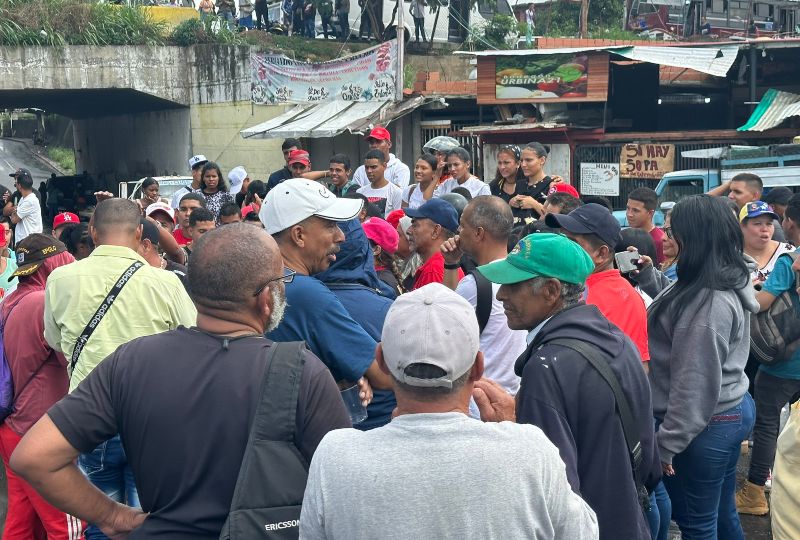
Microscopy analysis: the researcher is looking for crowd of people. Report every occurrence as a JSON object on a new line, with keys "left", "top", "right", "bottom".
{"left": 0, "top": 127, "right": 799, "bottom": 540}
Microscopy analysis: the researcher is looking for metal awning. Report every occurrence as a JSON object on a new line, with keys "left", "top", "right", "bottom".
{"left": 240, "top": 97, "right": 427, "bottom": 139}
{"left": 457, "top": 44, "right": 741, "bottom": 77}
{"left": 738, "top": 88, "right": 800, "bottom": 132}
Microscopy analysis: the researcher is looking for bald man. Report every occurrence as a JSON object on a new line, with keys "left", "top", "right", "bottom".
{"left": 12, "top": 223, "right": 350, "bottom": 539}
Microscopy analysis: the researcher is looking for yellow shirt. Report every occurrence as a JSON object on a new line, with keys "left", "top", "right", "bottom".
{"left": 44, "top": 244, "right": 197, "bottom": 392}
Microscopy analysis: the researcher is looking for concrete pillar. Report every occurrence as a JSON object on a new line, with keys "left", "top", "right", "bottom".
{"left": 73, "top": 108, "right": 191, "bottom": 191}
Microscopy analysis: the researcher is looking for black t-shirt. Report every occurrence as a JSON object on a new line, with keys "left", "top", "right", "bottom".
{"left": 491, "top": 176, "right": 553, "bottom": 223}
{"left": 164, "top": 259, "right": 188, "bottom": 288}
{"left": 267, "top": 167, "right": 293, "bottom": 191}
{"left": 48, "top": 327, "right": 350, "bottom": 539}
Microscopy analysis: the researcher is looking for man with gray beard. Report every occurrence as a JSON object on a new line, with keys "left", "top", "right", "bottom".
{"left": 10, "top": 223, "right": 350, "bottom": 539}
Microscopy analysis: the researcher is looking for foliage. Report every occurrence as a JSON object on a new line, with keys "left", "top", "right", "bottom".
{"left": 474, "top": 14, "right": 519, "bottom": 50}
{"left": 242, "top": 31, "right": 372, "bottom": 61}
{"left": 46, "top": 146, "right": 76, "bottom": 175}
{"left": 169, "top": 16, "right": 244, "bottom": 45}
{"left": 538, "top": 0, "right": 625, "bottom": 37}
{"left": 0, "top": 0, "right": 167, "bottom": 45}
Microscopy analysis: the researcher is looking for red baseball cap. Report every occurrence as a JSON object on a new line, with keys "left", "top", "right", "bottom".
{"left": 52, "top": 212, "right": 80, "bottom": 230}
{"left": 366, "top": 127, "right": 391, "bottom": 142}
{"left": 549, "top": 183, "right": 580, "bottom": 198}
{"left": 385, "top": 209, "right": 405, "bottom": 230}
{"left": 362, "top": 217, "right": 399, "bottom": 255}
{"left": 287, "top": 149, "right": 310, "bottom": 166}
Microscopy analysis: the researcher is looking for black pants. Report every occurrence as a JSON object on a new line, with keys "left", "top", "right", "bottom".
{"left": 413, "top": 16, "right": 425, "bottom": 41}
{"left": 255, "top": 1, "right": 268, "bottom": 29}
{"left": 337, "top": 9, "right": 349, "bottom": 40}
{"left": 321, "top": 15, "right": 334, "bottom": 38}
{"left": 748, "top": 369, "right": 800, "bottom": 486}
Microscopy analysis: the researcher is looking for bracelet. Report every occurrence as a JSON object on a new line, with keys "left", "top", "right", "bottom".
{"left": 444, "top": 262, "right": 461, "bottom": 270}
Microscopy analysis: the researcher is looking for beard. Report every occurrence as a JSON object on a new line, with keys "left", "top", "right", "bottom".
{"left": 265, "top": 286, "right": 287, "bottom": 333}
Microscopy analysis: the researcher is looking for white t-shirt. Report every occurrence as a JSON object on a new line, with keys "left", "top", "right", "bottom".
{"left": 15, "top": 192, "right": 43, "bottom": 243}
{"left": 435, "top": 176, "right": 491, "bottom": 198}
{"left": 352, "top": 153, "right": 411, "bottom": 190}
{"left": 401, "top": 183, "right": 433, "bottom": 209}
{"left": 456, "top": 272, "right": 526, "bottom": 395}
{"left": 357, "top": 182, "right": 403, "bottom": 217}
{"left": 752, "top": 242, "right": 796, "bottom": 282}
{"left": 300, "top": 413, "right": 598, "bottom": 540}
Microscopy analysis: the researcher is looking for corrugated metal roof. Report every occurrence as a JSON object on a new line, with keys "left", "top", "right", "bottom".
{"left": 240, "top": 97, "right": 426, "bottom": 139}
{"left": 738, "top": 88, "right": 800, "bottom": 132}
{"left": 457, "top": 44, "right": 741, "bottom": 77}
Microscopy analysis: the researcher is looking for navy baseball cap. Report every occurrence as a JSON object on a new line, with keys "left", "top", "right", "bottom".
{"left": 545, "top": 203, "right": 621, "bottom": 248}
{"left": 405, "top": 198, "right": 460, "bottom": 232}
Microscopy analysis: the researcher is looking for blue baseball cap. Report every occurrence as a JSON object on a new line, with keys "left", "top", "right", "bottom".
{"left": 404, "top": 198, "right": 460, "bottom": 232}
{"left": 545, "top": 203, "right": 621, "bottom": 248}
{"left": 739, "top": 200, "right": 778, "bottom": 223}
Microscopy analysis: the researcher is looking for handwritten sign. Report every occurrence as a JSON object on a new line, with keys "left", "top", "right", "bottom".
{"left": 580, "top": 163, "right": 620, "bottom": 196}
{"left": 251, "top": 40, "right": 398, "bottom": 104}
{"left": 619, "top": 144, "right": 675, "bottom": 179}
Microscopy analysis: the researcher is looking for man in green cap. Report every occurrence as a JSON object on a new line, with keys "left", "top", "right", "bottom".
{"left": 473, "top": 232, "right": 660, "bottom": 540}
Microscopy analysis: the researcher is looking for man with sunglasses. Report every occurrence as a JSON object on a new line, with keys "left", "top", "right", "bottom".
{"left": 262, "top": 179, "right": 394, "bottom": 412}
{"left": 11, "top": 223, "right": 350, "bottom": 538}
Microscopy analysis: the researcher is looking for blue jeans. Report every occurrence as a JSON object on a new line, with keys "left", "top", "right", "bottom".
{"left": 646, "top": 481, "right": 672, "bottom": 540}
{"left": 661, "top": 394, "right": 755, "bottom": 540}
{"left": 304, "top": 17, "right": 315, "bottom": 37}
{"left": 79, "top": 436, "right": 140, "bottom": 539}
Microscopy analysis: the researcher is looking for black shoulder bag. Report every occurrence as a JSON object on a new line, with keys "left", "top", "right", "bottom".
{"left": 219, "top": 341, "right": 308, "bottom": 540}
{"left": 69, "top": 261, "right": 144, "bottom": 379}
{"left": 547, "top": 338, "right": 651, "bottom": 513}
{"left": 471, "top": 269, "right": 492, "bottom": 335}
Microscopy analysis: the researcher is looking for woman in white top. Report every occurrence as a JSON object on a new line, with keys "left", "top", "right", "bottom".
{"left": 436, "top": 147, "right": 491, "bottom": 199}
{"left": 740, "top": 201, "right": 794, "bottom": 286}
{"left": 402, "top": 154, "right": 439, "bottom": 210}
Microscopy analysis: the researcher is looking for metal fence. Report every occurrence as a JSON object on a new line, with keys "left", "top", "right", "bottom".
{"left": 574, "top": 141, "right": 739, "bottom": 210}
{"left": 420, "top": 120, "right": 481, "bottom": 170}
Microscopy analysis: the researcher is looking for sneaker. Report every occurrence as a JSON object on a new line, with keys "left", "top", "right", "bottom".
{"left": 736, "top": 480, "right": 769, "bottom": 515}
{"left": 765, "top": 471, "right": 772, "bottom": 492}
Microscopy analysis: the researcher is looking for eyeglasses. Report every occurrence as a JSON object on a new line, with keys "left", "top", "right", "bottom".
{"left": 664, "top": 227, "right": 673, "bottom": 240}
{"left": 253, "top": 268, "right": 296, "bottom": 297}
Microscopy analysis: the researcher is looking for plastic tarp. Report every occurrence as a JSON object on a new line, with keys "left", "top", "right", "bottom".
{"left": 240, "top": 97, "right": 426, "bottom": 139}
{"left": 738, "top": 88, "right": 800, "bottom": 132}
{"left": 458, "top": 44, "right": 741, "bottom": 77}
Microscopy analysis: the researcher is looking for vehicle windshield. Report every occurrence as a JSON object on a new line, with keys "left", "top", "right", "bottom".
{"left": 658, "top": 178, "right": 704, "bottom": 207}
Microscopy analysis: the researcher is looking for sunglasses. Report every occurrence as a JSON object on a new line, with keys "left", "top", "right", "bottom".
{"left": 664, "top": 227, "right": 673, "bottom": 240}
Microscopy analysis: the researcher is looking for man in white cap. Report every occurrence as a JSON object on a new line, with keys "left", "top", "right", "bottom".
{"left": 171, "top": 155, "right": 208, "bottom": 210}
{"left": 262, "top": 179, "right": 392, "bottom": 405}
{"left": 299, "top": 283, "right": 599, "bottom": 539}
{"left": 227, "top": 166, "right": 250, "bottom": 207}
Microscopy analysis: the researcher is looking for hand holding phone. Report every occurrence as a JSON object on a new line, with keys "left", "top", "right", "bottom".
{"left": 615, "top": 249, "right": 641, "bottom": 274}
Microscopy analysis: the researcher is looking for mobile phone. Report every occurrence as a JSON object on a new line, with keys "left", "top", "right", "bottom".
{"left": 615, "top": 250, "right": 641, "bottom": 274}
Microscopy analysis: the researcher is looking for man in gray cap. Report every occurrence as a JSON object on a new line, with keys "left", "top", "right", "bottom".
{"left": 300, "top": 283, "right": 599, "bottom": 539}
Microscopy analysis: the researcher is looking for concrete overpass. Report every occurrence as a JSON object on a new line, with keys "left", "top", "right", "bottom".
{"left": 0, "top": 44, "right": 285, "bottom": 185}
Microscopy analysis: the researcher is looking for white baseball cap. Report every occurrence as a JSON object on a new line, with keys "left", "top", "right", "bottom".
{"left": 145, "top": 201, "right": 176, "bottom": 224}
{"left": 381, "top": 283, "right": 480, "bottom": 388}
{"left": 188, "top": 155, "right": 208, "bottom": 170}
{"left": 228, "top": 166, "right": 247, "bottom": 195}
{"left": 260, "top": 178, "right": 363, "bottom": 235}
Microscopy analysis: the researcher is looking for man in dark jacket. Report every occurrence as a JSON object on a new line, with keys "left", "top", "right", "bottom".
{"left": 474, "top": 232, "right": 661, "bottom": 540}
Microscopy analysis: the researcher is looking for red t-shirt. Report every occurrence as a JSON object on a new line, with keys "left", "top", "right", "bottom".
{"left": 585, "top": 269, "right": 650, "bottom": 362}
{"left": 172, "top": 227, "right": 190, "bottom": 246}
{"left": 649, "top": 227, "right": 665, "bottom": 266}
{"left": 413, "top": 252, "right": 464, "bottom": 290}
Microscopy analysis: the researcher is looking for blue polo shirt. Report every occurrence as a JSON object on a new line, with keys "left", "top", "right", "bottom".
{"left": 267, "top": 273, "right": 375, "bottom": 383}
{"left": 761, "top": 249, "right": 800, "bottom": 380}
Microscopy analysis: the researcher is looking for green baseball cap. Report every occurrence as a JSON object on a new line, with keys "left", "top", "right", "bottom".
{"left": 478, "top": 233, "right": 594, "bottom": 285}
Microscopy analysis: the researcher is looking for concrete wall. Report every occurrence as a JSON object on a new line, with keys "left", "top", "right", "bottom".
{"left": 482, "top": 143, "right": 573, "bottom": 184}
{"left": 73, "top": 108, "right": 191, "bottom": 189}
{"left": 405, "top": 54, "right": 474, "bottom": 82}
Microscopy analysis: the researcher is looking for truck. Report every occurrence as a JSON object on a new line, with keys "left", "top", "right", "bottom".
{"left": 613, "top": 144, "right": 800, "bottom": 226}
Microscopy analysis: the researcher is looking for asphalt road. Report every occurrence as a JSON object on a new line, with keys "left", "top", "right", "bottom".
{"left": 0, "top": 138, "right": 59, "bottom": 189}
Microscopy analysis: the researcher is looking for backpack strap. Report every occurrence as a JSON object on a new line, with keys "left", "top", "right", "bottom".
{"left": 251, "top": 341, "right": 306, "bottom": 442}
{"left": 546, "top": 337, "right": 649, "bottom": 510}
{"left": 471, "top": 268, "right": 492, "bottom": 335}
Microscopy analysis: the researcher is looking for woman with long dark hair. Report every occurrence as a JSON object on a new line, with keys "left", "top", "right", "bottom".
{"left": 647, "top": 195, "right": 757, "bottom": 539}
{"left": 489, "top": 145, "right": 529, "bottom": 224}
{"left": 509, "top": 142, "right": 555, "bottom": 220}
{"left": 197, "top": 162, "right": 234, "bottom": 223}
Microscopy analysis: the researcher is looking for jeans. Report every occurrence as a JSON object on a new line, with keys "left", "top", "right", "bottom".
{"left": 238, "top": 13, "right": 254, "bottom": 28}
{"left": 304, "top": 16, "right": 315, "bottom": 37}
{"left": 254, "top": 0, "right": 268, "bottom": 28}
{"left": 661, "top": 394, "right": 755, "bottom": 540}
{"left": 413, "top": 16, "right": 425, "bottom": 41}
{"left": 321, "top": 14, "right": 334, "bottom": 38}
{"left": 337, "top": 9, "right": 349, "bottom": 40}
{"left": 79, "top": 436, "right": 140, "bottom": 540}
{"left": 646, "top": 481, "right": 672, "bottom": 540}
{"left": 748, "top": 370, "right": 800, "bottom": 486}
{"left": 218, "top": 10, "right": 235, "bottom": 28}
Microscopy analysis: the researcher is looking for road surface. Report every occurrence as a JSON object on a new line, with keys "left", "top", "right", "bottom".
{"left": 0, "top": 138, "right": 59, "bottom": 189}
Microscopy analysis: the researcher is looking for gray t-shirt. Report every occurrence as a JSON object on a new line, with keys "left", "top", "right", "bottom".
{"left": 300, "top": 412, "right": 599, "bottom": 540}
